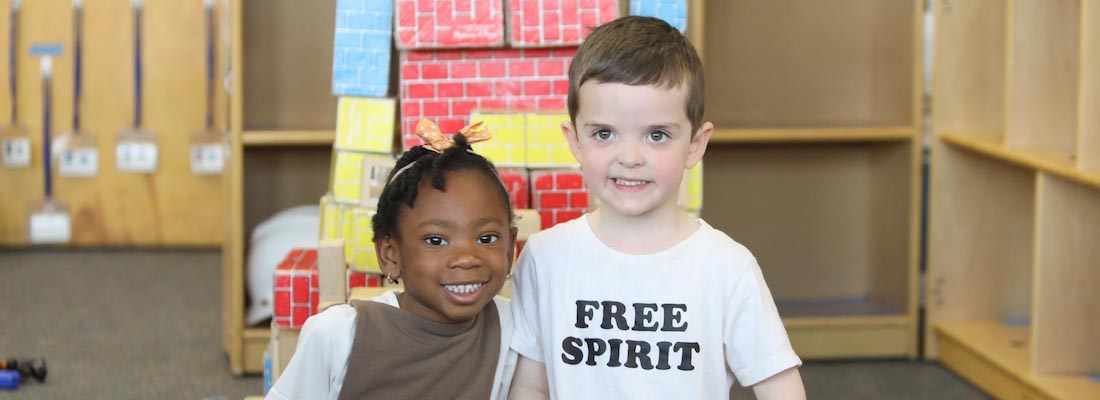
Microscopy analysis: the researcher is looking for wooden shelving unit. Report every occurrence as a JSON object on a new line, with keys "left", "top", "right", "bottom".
{"left": 222, "top": 0, "right": 338, "bottom": 375}
{"left": 696, "top": 0, "right": 923, "bottom": 359}
{"left": 927, "top": 0, "right": 1100, "bottom": 398}
{"left": 0, "top": 0, "right": 228, "bottom": 246}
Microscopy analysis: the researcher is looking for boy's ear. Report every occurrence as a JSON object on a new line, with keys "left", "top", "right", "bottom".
{"left": 562, "top": 119, "right": 582, "bottom": 165}
{"left": 686, "top": 121, "right": 713, "bottom": 169}
{"left": 375, "top": 235, "right": 401, "bottom": 279}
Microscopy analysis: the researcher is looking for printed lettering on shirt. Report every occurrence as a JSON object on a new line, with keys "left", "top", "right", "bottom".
{"left": 560, "top": 300, "right": 701, "bottom": 371}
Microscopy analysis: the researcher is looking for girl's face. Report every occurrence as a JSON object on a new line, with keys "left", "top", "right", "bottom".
{"left": 377, "top": 168, "right": 516, "bottom": 324}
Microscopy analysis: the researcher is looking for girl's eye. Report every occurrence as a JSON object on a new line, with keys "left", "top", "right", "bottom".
{"left": 425, "top": 236, "right": 448, "bottom": 246}
{"left": 478, "top": 234, "right": 500, "bottom": 244}
{"left": 648, "top": 130, "right": 670, "bottom": 142}
{"left": 593, "top": 129, "right": 613, "bottom": 140}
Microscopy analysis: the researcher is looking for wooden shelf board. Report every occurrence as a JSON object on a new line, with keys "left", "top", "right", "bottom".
{"left": 710, "top": 127, "right": 914, "bottom": 144}
{"left": 939, "top": 132, "right": 1100, "bottom": 190}
{"left": 936, "top": 319, "right": 1100, "bottom": 400}
{"left": 241, "top": 326, "right": 271, "bottom": 374}
{"left": 784, "top": 315, "right": 914, "bottom": 359}
{"left": 242, "top": 130, "right": 335, "bottom": 146}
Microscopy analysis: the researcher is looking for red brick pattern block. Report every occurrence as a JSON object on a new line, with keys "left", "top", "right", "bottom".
{"left": 530, "top": 169, "right": 588, "bottom": 229}
{"left": 347, "top": 271, "right": 383, "bottom": 298}
{"left": 273, "top": 249, "right": 319, "bottom": 328}
{"left": 498, "top": 167, "right": 530, "bottom": 209}
{"left": 396, "top": 0, "right": 505, "bottom": 49}
{"left": 507, "top": 0, "right": 619, "bottom": 47}
{"left": 400, "top": 48, "right": 575, "bottom": 150}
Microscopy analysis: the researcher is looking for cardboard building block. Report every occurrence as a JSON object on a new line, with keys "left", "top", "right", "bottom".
{"left": 269, "top": 324, "right": 300, "bottom": 384}
{"left": 678, "top": 161, "right": 703, "bottom": 211}
{"left": 320, "top": 194, "right": 340, "bottom": 240}
{"left": 395, "top": 0, "right": 505, "bottom": 49}
{"left": 525, "top": 113, "right": 576, "bottom": 167}
{"left": 359, "top": 155, "right": 395, "bottom": 209}
{"left": 507, "top": 0, "right": 619, "bottom": 47}
{"left": 273, "top": 249, "right": 319, "bottom": 328}
{"left": 332, "top": 151, "right": 396, "bottom": 205}
{"left": 333, "top": 0, "right": 394, "bottom": 96}
{"left": 629, "top": 0, "right": 687, "bottom": 33}
{"left": 470, "top": 112, "right": 527, "bottom": 166}
{"left": 318, "top": 239, "right": 347, "bottom": 305}
{"left": 340, "top": 206, "right": 381, "bottom": 274}
{"left": 514, "top": 208, "right": 541, "bottom": 241}
{"left": 400, "top": 48, "right": 574, "bottom": 150}
{"left": 335, "top": 97, "right": 397, "bottom": 153}
{"left": 530, "top": 169, "right": 587, "bottom": 229}
{"left": 498, "top": 167, "right": 530, "bottom": 209}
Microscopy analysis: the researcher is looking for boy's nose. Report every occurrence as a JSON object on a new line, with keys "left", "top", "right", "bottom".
{"left": 616, "top": 145, "right": 645, "bottom": 167}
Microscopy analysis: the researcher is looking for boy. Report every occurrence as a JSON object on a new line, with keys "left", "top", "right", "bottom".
{"left": 508, "top": 16, "right": 806, "bottom": 399}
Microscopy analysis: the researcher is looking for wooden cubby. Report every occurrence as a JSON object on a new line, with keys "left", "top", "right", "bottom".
{"left": 222, "top": 0, "right": 338, "bottom": 374}
{"left": 698, "top": 0, "right": 923, "bottom": 359}
{"left": 928, "top": 0, "right": 1100, "bottom": 398}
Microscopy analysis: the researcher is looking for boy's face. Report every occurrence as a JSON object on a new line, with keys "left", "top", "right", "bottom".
{"left": 376, "top": 169, "right": 515, "bottom": 324}
{"left": 563, "top": 81, "right": 712, "bottom": 218}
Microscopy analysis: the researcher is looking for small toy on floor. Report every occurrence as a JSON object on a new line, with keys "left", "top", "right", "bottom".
{"left": 0, "top": 358, "right": 47, "bottom": 383}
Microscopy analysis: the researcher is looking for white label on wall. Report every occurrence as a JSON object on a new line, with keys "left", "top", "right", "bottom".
{"left": 190, "top": 142, "right": 225, "bottom": 175}
{"left": 2, "top": 137, "right": 31, "bottom": 168}
{"left": 59, "top": 147, "right": 99, "bottom": 177}
{"left": 116, "top": 140, "right": 158, "bottom": 173}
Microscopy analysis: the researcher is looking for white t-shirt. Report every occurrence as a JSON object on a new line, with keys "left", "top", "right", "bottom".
{"left": 510, "top": 215, "right": 801, "bottom": 399}
{"left": 267, "top": 291, "right": 517, "bottom": 400}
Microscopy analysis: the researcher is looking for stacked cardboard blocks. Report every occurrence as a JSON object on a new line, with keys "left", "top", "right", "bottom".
{"left": 267, "top": 0, "right": 696, "bottom": 391}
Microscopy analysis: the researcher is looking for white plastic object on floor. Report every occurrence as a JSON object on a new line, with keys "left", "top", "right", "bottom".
{"left": 246, "top": 205, "right": 320, "bottom": 326}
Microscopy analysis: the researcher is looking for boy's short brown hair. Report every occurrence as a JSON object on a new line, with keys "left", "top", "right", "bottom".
{"left": 567, "top": 16, "right": 705, "bottom": 133}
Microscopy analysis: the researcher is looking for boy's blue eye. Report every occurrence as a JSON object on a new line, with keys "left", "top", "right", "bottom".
{"left": 649, "top": 131, "right": 670, "bottom": 142}
{"left": 478, "top": 234, "right": 499, "bottom": 244}
{"left": 593, "top": 129, "right": 613, "bottom": 140}
{"left": 425, "top": 236, "right": 448, "bottom": 246}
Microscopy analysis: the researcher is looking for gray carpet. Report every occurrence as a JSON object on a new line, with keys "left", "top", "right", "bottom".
{"left": 0, "top": 249, "right": 988, "bottom": 399}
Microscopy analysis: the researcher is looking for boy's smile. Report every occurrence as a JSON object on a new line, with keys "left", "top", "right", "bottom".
{"left": 564, "top": 81, "right": 711, "bottom": 219}
{"left": 378, "top": 169, "right": 516, "bottom": 324}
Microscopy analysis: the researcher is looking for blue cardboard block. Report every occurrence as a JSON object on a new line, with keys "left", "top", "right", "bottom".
{"left": 332, "top": 0, "right": 393, "bottom": 97}
{"left": 629, "top": 0, "right": 687, "bottom": 33}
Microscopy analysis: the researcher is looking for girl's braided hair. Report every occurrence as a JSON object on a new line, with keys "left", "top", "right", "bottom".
{"left": 371, "top": 133, "right": 515, "bottom": 241}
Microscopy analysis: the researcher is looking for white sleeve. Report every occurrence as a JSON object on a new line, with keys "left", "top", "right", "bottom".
{"left": 267, "top": 306, "right": 356, "bottom": 400}
{"left": 723, "top": 258, "right": 802, "bottom": 387}
{"left": 508, "top": 244, "right": 545, "bottom": 363}
{"left": 491, "top": 297, "right": 519, "bottom": 400}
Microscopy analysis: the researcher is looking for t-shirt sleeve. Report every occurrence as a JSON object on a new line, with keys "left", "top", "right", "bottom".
{"left": 723, "top": 257, "right": 802, "bottom": 387}
{"left": 509, "top": 244, "right": 545, "bottom": 363}
{"left": 267, "top": 306, "right": 354, "bottom": 400}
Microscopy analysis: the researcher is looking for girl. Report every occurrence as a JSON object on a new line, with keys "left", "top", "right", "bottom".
{"left": 268, "top": 124, "right": 518, "bottom": 400}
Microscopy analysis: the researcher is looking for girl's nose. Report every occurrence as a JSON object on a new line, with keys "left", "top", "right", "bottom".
{"left": 448, "top": 247, "right": 481, "bottom": 270}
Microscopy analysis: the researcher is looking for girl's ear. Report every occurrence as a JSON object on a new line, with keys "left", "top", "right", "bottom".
{"left": 375, "top": 235, "right": 401, "bottom": 279}
{"left": 507, "top": 226, "right": 519, "bottom": 265}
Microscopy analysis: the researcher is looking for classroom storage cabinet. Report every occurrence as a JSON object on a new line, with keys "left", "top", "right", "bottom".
{"left": 222, "top": 0, "right": 339, "bottom": 374}
{"left": 699, "top": 0, "right": 924, "bottom": 360}
{"left": 928, "top": 0, "right": 1100, "bottom": 398}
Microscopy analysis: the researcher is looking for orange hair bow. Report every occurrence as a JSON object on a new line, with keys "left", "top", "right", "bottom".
{"left": 415, "top": 117, "right": 492, "bottom": 153}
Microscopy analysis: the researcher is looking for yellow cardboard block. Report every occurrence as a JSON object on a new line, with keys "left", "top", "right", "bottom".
{"left": 336, "top": 97, "right": 396, "bottom": 153}
{"left": 678, "top": 161, "right": 703, "bottom": 211}
{"left": 347, "top": 207, "right": 381, "bottom": 273}
{"left": 332, "top": 151, "right": 394, "bottom": 205}
{"left": 332, "top": 151, "right": 366, "bottom": 204}
{"left": 525, "top": 113, "right": 576, "bottom": 167}
{"left": 470, "top": 112, "right": 527, "bottom": 167}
